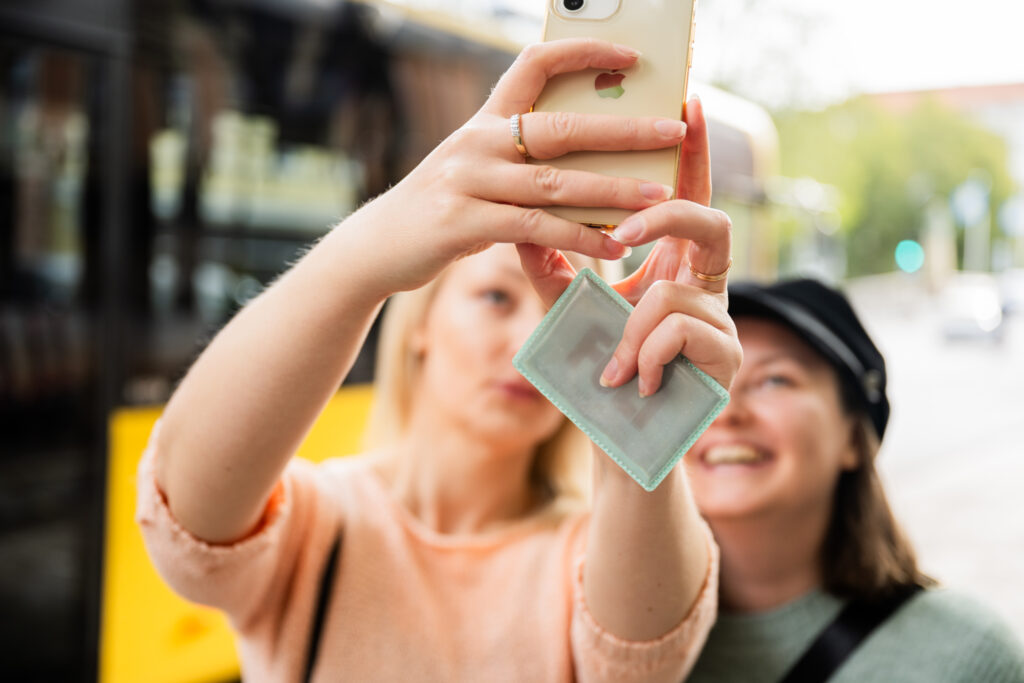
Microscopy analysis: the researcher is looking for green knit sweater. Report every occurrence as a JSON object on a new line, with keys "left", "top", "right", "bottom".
{"left": 687, "top": 588, "right": 1024, "bottom": 682}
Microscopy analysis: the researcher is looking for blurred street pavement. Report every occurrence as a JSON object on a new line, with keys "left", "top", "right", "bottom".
{"left": 847, "top": 273, "right": 1024, "bottom": 638}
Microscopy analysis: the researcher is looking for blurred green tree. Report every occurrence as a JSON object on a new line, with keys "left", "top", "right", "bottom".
{"left": 773, "top": 97, "right": 1014, "bottom": 275}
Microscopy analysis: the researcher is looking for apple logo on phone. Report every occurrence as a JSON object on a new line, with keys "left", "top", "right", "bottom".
{"left": 595, "top": 71, "right": 625, "bottom": 99}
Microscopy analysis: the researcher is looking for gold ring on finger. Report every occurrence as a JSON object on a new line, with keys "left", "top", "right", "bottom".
{"left": 510, "top": 113, "right": 530, "bottom": 159}
{"left": 689, "top": 258, "right": 732, "bottom": 283}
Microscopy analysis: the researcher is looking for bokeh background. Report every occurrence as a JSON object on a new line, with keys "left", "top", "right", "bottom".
{"left": 1, "top": 0, "right": 1021, "bottom": 680}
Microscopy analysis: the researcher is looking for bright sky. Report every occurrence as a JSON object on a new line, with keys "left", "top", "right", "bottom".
{"left": 470, "top": 0, "right": 1024, "bottom": 108}
{"left": 688, "top": 0, "right": 1024, "bottom": 107}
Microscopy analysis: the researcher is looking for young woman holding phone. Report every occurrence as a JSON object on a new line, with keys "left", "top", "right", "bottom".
{"left": 138, "top": 39, "right": 738, "bottom": 682}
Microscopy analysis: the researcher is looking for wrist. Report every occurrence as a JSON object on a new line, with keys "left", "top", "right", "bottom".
{"left": 591, "top": 444, "right": 685, "bottom": 501}
{"left": 320, "top": 190, "right": 454, "bottom": 299}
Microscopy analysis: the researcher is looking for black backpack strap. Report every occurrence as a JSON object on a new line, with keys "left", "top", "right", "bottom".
{"left": 778, "top": 584, "right": 923, "bottom": 683}
{"left": 303, "top": 531, "right": 343, "bottom": 683}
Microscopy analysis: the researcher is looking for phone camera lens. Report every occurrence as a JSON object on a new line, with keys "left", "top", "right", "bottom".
{"left": 563, "top": 0, "right": 584, "bottom": 11}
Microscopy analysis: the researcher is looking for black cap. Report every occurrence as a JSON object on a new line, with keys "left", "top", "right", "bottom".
{"left": 727, "top": 279, "right": 890, "bottom": 439}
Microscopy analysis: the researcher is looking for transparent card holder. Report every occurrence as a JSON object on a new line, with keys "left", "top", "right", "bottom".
{"left": 513, "top": 269, "right": 730, "bottom": 491}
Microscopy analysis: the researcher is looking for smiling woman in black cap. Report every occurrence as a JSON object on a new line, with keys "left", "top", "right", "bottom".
{"left": 684, "top": 279, "right": 1024, "bottom": 683}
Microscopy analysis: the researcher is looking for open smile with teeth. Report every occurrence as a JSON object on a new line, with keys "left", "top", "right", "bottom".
{"left": 702, "top": 444, "right": 769, "bottom": 466}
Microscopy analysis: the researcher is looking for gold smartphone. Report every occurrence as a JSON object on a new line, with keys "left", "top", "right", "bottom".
{"left": 532, "top": 0, "right": 698, "bottom": 229}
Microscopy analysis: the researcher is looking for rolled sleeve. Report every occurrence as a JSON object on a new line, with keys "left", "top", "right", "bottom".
{"left": 135, "top": 422, "right": 319, "bottom": 629}
{"left": 571, "top": 526, "right": 719, "bottom": 683}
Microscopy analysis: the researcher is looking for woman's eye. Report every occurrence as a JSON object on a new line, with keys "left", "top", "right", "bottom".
{"left": 759, "top": 374, "right": 793, "bottom": 389}
{"left": 481, "top": 289, "right": 512, "bottom": 306}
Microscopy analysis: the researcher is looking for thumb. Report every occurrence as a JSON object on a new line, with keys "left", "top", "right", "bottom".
{"left": 515, "top": 243, "right": 578, "bottom": 309}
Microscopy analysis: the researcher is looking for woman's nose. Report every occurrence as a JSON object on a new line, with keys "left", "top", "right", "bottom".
{"left": 511, "top": 317, "right": 538, "bottom": 350}
{"left": 714, "top": 388, "right": 752, "bottom": 426}
{"left": 511, "top": 306, "right": 546, "bottom": 349}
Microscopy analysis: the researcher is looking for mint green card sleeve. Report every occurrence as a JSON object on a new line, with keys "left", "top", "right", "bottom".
{"left": 512, "top": 268, "right": 730, "bottom": 491}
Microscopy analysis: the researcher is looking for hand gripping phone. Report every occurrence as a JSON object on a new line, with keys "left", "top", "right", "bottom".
{"left": 532, "top": 0, "right": 699, "bottom": 229}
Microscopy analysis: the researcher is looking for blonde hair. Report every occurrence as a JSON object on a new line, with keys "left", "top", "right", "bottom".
{"left": 364, "top": 253, "right": 621, "bottom": 505}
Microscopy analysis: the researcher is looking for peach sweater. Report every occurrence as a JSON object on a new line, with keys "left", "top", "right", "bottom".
{"left": 137, "top": 431, "right": 718, "bottom": 682}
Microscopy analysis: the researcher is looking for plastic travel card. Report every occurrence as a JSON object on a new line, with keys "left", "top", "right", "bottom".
{"left": 513, "top": 269, "right": 730, "bottom": 491}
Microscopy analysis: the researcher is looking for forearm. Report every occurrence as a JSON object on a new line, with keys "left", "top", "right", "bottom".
{"left": 156, "top": 213, "right": 393, "bottom": 543}
{"left": 584, "top": 450, "right": 710, "bottom": 641}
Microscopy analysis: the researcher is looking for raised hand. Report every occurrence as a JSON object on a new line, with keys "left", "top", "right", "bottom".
{"left": 359, "top": 39, "right": 690, "bottom": 293}
{"left": 518, "top": 97, "right": 740, "bottom": 393}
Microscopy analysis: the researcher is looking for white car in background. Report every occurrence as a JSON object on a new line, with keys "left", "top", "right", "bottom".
{"left": 999, "top": 268, "right": 1024, "bottom": 317}
{"left": 939, "top": 273, "right": 1005, "bottom": 343}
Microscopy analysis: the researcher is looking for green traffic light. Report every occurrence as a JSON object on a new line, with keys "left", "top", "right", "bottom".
{"left": 895, "top": 240, "right": 925, "bottom": 273}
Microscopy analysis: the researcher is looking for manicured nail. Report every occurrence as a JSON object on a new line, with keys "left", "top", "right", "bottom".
{"left": 613, "top": 216, "right": 644, "bottom": 244}
{"left": 655, "top": 120, "right": 686, "bottom": 138}
{"left": 600, "top": 357, "right": 619, "bottom": 387}
{"left": 639, "top": 377, "right": 653, "bottom": 398}
{"left": 614, "top": 44, "right": 641, "bottom": 58}
{"left": 604, "top": 237, "right": 631, "bottom": 259}
{"left": 639, "top": 182, "right": 674, "bottom": 201}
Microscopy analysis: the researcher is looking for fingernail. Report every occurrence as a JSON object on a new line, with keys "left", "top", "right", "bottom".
{"left": 613, "top": 216, "right": 644, "bottom": 244}
{"left": 640, "top": 182, "right": 674, "bottom": 201}
{"left": 604, "top": 237, "right": 631, "bottom": 259}
{"left": 639, "top": 377, "right": 652, "bottom": 398}
{"left": 614, "top": 44, "right": 641, "bottom": 58}
{"left": 655, "top": 120, "right": 686, "bottom": 138}
{"left": 600, "top": 357, "right": 619, "bottom": 387}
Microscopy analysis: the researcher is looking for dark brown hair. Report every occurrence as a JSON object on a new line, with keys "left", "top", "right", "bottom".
{"left": 820, "top": 384, "right": 936, "bottom": 601}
